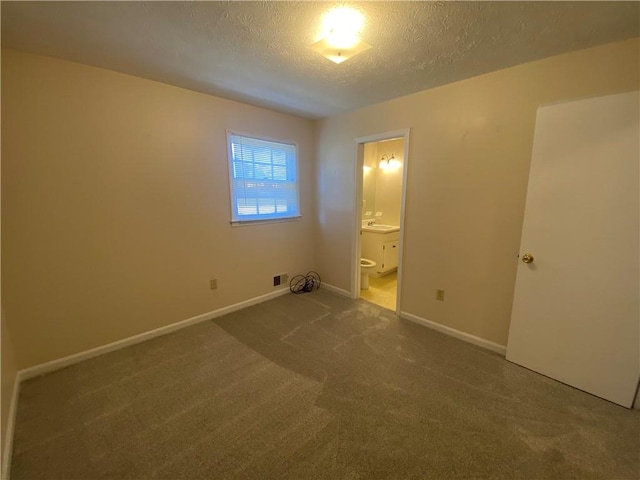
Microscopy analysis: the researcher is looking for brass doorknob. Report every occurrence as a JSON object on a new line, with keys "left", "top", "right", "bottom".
{"left": 521, "top": 253, "right": 534, "bottom": 264}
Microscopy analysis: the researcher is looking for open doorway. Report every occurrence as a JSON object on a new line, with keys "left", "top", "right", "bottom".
{"left": 353, "top": 130, "right": 410, "bottom": 314}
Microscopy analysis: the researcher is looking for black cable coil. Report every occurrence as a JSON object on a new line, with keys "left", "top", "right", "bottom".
{"left": 289, "top": 271, "right": 321, "bottom": 294}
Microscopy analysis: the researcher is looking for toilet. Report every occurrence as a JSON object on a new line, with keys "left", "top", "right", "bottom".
{"left": 360, "top": 258, "right": 377, "bottom": 290}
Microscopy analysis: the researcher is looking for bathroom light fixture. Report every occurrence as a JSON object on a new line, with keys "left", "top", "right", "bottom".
{"left": 309, "top": 7, "right": 371, "bottom": 64}
{"left": 379, "top": 154, "right": 401, "bottom": 170}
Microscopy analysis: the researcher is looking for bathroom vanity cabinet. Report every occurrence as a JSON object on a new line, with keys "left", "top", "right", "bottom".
{"left": 361, "top": 229, "right": 399, "bottom": 275}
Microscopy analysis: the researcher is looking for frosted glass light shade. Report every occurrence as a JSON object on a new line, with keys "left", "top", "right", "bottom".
{"left": 379, "top": 158, "right": 401, "bottom": 170}
{"left": 309, "top": 36, "right": 371, "bottom": 64}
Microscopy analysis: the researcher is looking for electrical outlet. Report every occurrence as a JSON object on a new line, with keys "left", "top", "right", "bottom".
{"left": 436, "top": 289, "right": 445, "bottom": 301}
{"left": 210, "top": 279, "right": 217, "bottom": 290}
{"left": 273, "top": 273, "right": 289, "bottom": 287}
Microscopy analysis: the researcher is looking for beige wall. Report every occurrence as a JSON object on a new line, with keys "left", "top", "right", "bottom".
{"left": 1, "top": 314, "right": 17, "bottom": 474}
{"left": 315, "top": 38, "right": 640, "bottom": 346}
{"left": 1, "top": 49, "right": 316, "bottom": 369}
{"left": 2, "top": 39, "right": 639, "bottom": 370}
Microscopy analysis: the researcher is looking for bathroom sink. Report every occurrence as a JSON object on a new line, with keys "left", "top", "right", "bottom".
{"left": 362, "top": 224, "right": 400, "bottom": 233}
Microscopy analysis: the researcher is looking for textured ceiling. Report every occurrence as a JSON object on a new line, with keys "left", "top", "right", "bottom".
{"left": 2, "top": 1, "right": 639, "bottom": 119}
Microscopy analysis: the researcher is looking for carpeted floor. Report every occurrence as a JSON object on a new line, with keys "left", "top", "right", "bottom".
{"left": 10, "top": 290, "right": 639, "bottom": 479}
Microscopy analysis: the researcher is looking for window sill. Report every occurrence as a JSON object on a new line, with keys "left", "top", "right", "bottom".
{"left": 230, "top": 216, "right": 302, "bottom": 227}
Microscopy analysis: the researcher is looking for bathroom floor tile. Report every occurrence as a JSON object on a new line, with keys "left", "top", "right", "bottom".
{"left": 360, "top": 271, "right": 397, "bottom": 310}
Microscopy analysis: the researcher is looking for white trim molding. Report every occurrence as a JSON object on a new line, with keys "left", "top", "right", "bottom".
{"left": 19, "top": 288, "right": 291, "bottom": 381}
{"left": 321, "top": 283, "right": 352, "bottom": 298}
{"left": 400, "top": 311, "right": 507, "bottom": 356}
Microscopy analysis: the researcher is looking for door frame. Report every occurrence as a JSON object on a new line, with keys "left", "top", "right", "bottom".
{"left": 352, "top": 128, "right": 411, "bottom": 315}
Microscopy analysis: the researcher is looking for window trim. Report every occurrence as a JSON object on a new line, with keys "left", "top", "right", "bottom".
{"left": 226, "top": 130, "right": 301, "bottom": 226}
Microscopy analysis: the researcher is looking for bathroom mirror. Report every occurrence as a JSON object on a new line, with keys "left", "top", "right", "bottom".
{"left": 362, "top": 142, "right": 378, "bottom": 219}
{"left": 362, "top": 139, "right": 404, "bottom": 225}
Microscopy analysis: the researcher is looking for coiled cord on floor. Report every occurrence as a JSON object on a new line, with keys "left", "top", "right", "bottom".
{"left": 290, "top": 271, "right": 321, "bottom": 294}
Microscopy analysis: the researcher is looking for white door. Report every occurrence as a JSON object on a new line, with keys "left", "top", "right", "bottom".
{"left": 506, "top": 91, "right": 640, "bottom": 408}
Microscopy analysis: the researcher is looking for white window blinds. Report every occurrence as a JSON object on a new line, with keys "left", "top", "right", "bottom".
{"left": 227, "top": 133, "right": 300, "bottom": 223}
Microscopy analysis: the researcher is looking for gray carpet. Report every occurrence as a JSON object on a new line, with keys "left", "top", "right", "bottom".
{"left": 10, "top": 290, "right": 640, "bottom": 479}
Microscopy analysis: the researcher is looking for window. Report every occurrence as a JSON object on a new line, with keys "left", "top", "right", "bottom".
{"left": 227, "top": 132, "right": 300, "bottom": 224}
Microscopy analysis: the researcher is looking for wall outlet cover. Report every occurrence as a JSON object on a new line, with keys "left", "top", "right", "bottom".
{"left": 274, "top": 273, "right": 289, "bottom": 287}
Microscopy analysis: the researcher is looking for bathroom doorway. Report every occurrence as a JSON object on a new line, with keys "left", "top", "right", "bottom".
{"left": 353, "top": 129, "right": 409, "bottom": 314}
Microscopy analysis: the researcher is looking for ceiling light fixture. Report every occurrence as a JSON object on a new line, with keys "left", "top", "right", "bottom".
{"left": 310, "top": 7, "right": 371, "bottom": 64}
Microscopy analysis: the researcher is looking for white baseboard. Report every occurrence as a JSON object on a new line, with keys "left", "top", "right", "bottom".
{"left": 2, "top": 375, "right": 20, "bottom": 480}
{"left": 400, "top": 311, "right": 507, "bottom": 356}
{"left": 321, "top": 283, "right": 352, "bottom": 298}
{"left": 19, "top": 288, "right": 291, "bottom": 381}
